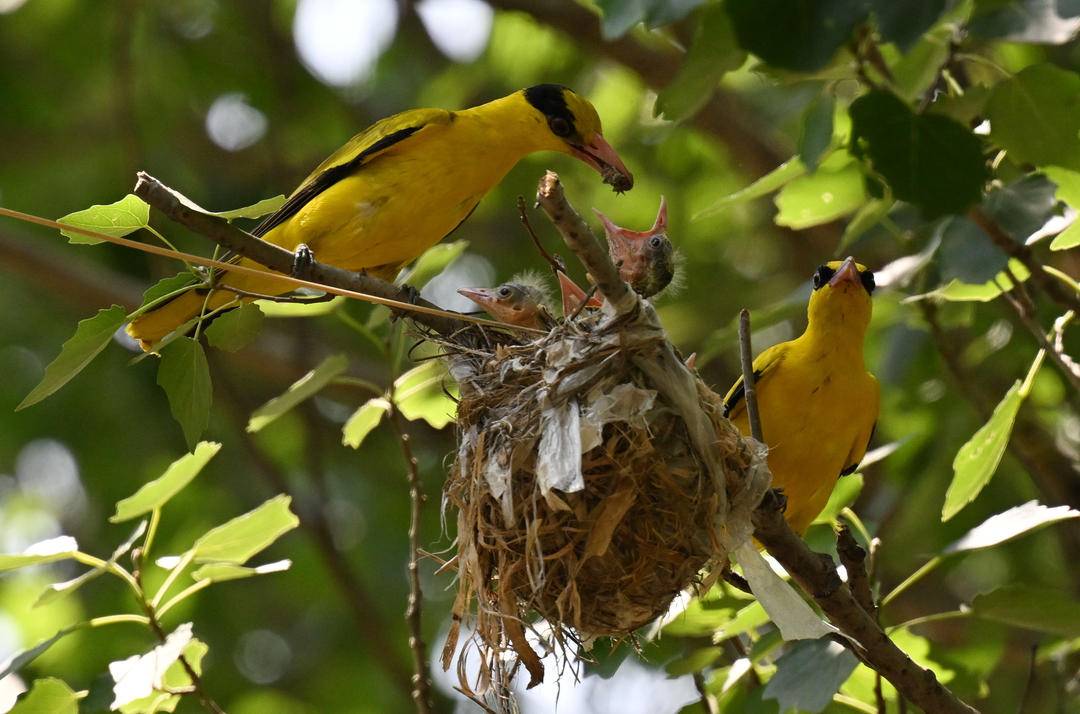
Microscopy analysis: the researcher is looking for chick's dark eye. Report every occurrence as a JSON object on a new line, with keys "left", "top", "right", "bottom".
{"left": 648, "top": 236, "right": 664, "bottom": 249}
{"left": 549, "top": 117, "right": 571, "bottom": 137}
{"left": 498, "top": 286, "right": 512, "bottom": 298}
{"left": 812, "top": 266, "right": 835, "bottom": 290}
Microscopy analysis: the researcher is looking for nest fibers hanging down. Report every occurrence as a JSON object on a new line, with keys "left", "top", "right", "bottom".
{"left": 437, "top": 291, "right": 771, "bottom": 695}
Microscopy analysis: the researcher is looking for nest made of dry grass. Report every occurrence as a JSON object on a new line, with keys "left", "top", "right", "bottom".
{"left": 432, "top": 304, "right": 757, "bottom": 701}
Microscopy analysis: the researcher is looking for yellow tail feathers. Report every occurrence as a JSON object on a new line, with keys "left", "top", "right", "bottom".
{"left": 126, "top": 289, "right": 238, "bottom": 350}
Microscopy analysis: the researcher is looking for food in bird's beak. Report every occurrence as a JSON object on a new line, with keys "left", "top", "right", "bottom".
{"left": 829, "top": 256, "right": 860, "bottom": 288}
{"left": 572, "top": 133, "right": 633, "bottom": 193}
{"left": 595, "top": 197, "right": 675, "bottom": 298}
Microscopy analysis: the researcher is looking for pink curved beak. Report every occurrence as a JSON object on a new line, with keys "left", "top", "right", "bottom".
{"left": 571, "top": 132, "right": 633, "bottom": 193}
{"left": 557, "top": 270, "right": 602, "bottom": 316}
{"left": 830, "top": 256, "right": 860, "bottom": 288}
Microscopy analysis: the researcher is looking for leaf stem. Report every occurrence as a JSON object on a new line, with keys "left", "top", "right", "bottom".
{"left": 151, "top": 550, "right": 195, "bottom": 609}
{"left": 880, "top": 556, "right": 942, "bottom": 608}
{"left": 156, "top": 580, "right": 211, "bottom": 619}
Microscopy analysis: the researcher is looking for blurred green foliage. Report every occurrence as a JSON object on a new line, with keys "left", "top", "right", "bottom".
{"left": 1, "top": 1, "right": 1079, "bottom": 713}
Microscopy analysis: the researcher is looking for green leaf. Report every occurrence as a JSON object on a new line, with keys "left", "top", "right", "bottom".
{"left": 9, "top": 678, "right": 82, "bottom": 714}
{"left": 695, "top": 158, "right": 807, "bottom": 220}
{"left": 726, "top": 0, "right": 868, "bottom": 72}
{"left": 774, "top": 164, "right": 867, "bottom": 229}
{"left": 665, "top": 646, "right": 725, "bottom": 676}
{"left": 943, "top": 501, "right": 1080, "bottom": 554}
{"left": 110, "top": 623, "right": 194, "bottom": 710}
{"left": 255, "top": 295, "right": 344, "bottom": 318}
{"left": 936, "top": 217, "right": 1009, "bottom": 284}
{"left": 394, "top": 360, "right": 457, "bottom": 429}
{"left": 1044, "top": 166, "right": 1080, "bottom": 250}
{"left": 655, "top": 5, "right": 746, "bottom": 122}
{"left": 112, "top": 442, "right": 222, "bottom": 522}
{"left": 17, "top": 306, "right": 127, "bottom": 410}
{"left": 398, "top": 240, "right": 469, "bottom": 289}
{"left": 972, "top": 585, "right": 1080, "bottom": 637}
{"left": 138, "top": 273, "right": 202, "bottom": 311}
{"left": 191, "top": 558, "right": 291, "bottom": 583}
{"left": 35, "top": 522, "right": 146, "bottom": 607}
{"left": 838, "top": 198, "right": 894, "bottom": 252}
{"left": 342, "top": 397, "right": 391, "bottom": 448}
{"left": 812, "top": 474, "right": 864, "bottom": 526}
{"left": 798, "top": 93, "right": 835, "bottom": 172}
{"left": 595, "top": 0, "right": 705, "bottom": 39}
{"left": 209, "top": 195, "right": 285, "bottom": 221}
{"left": 986, "top": 64, "right": 1080, "bottom": 172}
{"left": 763, "top": 638, "right": 859, "bottom": 714}
{"left": 942, "top": 347, "right": 1045, "bottom": 521}
{"left": 246, "top": 353, "right": 348, "bottom": 432}
{"left": 850, "top": 90, "right": 988, "bottom": 218}
{"left": 868, "top": 0, "right": 947, "bottom": 51}
{"left": 205, "top": 303, "right": 264, "bottom": 352}
{"left": 0, "top": 628, "right": 75, "bottom": 680}
{"left": 58, "top": 194, "right": 149, "bottom": 245}
{"left": 157, "top": 337, "right": 213, "bottom": 449}
{"left": 905, "top": 259, "right": 1031, "bottom": 302}
{"left": 970, "top": 0, "right": 1080, "bottom": 43}
{"left": 0, "top": 535, "right": 79, "bottom": 572}
{"left": 192, "top": 494, "right": 299, "bottom": 564}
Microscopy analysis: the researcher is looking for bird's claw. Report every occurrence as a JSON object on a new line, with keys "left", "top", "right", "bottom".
{"left": 772, "top": 488, "right": 788, "bottom": 514}
{"left": 292, "top": 244, "right": 315, "bottom": 277}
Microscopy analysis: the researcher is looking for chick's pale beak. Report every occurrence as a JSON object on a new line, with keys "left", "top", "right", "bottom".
{"left": 457, "top": 287, "right": 497, "bottom": 308}
{"left": 830, "top": 256, "right": 860, "bottom": 288}
{"left": 572, "top": 133, "right": 633, "bottom": 192}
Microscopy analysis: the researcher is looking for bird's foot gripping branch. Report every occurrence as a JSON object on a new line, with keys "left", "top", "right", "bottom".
{"left": 434, "top": 172, "right": 980, "bottom": 714}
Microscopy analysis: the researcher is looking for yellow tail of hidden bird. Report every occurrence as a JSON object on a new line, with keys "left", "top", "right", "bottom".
{"left": 127, "top": 84, "right": 633, "bottom": 349}
{"left": 723, "top": 257, "right": 880, "bottom": 534}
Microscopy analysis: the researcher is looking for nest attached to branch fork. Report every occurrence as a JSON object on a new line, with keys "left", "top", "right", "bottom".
{"left": 434, "top": 262, "right": 767, "bottom": 706}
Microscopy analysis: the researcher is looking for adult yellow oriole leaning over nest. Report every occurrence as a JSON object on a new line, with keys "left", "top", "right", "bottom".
{"left": 723, "top": 257, "right": 879, "bottom": 534}
{"left": 127, "top": 84, "right": 633, "bottom": 349}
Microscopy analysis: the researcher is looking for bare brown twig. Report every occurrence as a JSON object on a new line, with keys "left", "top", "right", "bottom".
{"left": 517, "top": 195, "right": 566, "bottom": 275}
{"left": 737, "top": 309, "right": 764, "bottom": 443}
{"left": 389, "top": 406, "right": 435, "bottom": 714}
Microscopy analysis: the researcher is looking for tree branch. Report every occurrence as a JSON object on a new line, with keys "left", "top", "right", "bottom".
{"left": 131, "top": 172, "right": 469, "bottom": 336}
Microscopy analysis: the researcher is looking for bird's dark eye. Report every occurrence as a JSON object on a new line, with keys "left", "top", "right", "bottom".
{"left": 648, "top": 236, "right": 664, "bottom": 249}
{"left": 812, "top": 265, "right": 835, "bottom": 290}
{"left": 549, "top": 117, "right": 572, "bottom": 137}
{"left": 861, "top": 270, "right": 876, "bottom": 295}
{"left": 497, "top": 286, "right": 512, "bottom": 298}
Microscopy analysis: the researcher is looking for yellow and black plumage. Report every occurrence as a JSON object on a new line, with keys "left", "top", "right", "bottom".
{"left": 723, "top": 257, "right": 880, "bottom": 533}
{"left": 128, "top": 84, "right": 632, "bottom": 348}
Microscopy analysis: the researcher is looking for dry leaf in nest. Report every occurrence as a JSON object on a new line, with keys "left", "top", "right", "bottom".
{"left": 436, "top": 307, "right": 756, "bottom": 699}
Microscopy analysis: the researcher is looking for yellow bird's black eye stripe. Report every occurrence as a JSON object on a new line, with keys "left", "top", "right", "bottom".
{"left": 860, "top": 270, "right": 876, "bottom": 295}
{"left": 252, "top": 125, "right": 422, "bottom": 238}
{"left": 524, "top": 84, "right": 582, "bottom": 142}
{"left": 812, "top": 265, "right": 835, "bottom": 290}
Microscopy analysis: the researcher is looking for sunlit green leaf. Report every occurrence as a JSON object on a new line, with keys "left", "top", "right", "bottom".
{"left": 192, "top": 494, "right": 298, "bottom": 564}
{"left": 774, "top": 165, "right": 867, "bottom": 229}
{"left": 986, "top": 63, "right": 1080, "bottom": 171}
{"left": 905, "top": 259, "right": 1030, "bottom": 302}
{"left": 943, "top": 501, "right": 1080, "bottom": 554}
{"left": 205, "top": 303, "right": 264, "bottom": 352}
{"left": 58, "top": 194, "right": 149, "bottom": 245}
{"left": 0, "top": 536, "right": 79, "bottom": 573}
{"left": 655, "top": 5, "right": 745, "bottom": 122}
{"left": 17, "top": 306, "right": 126, "bottom": 410}
{"left": 117, "top": 639, "right": 207, "bottom": 714}
{"left": 35, "top": 522, "right": 146, "bottom": 608}
{"left": 110, "top": 623, "right": 194, "bottom": 710}
{"left": 157, "top": 337, "right": 213, "bottom": 449}
{"left": 210, "top": 195, "right": 285, "bottom": 221}
{"left": 665, "top": 646, "right": 724, "bottom": 676}
{"left": 255, "top": 295, "right": 343, "bottom": 317}
{"left": 398, "top": 240, "right": 469, "bottom": 289}
{"left": 342, "top": 397, "right": 391, "bottom": 448}
{"left": 112, "top": 442, "right": 221, "bottom": 522}
{"left": 9, "top": 677, "right": 82, "bottom": 714}
{"left": 812, "top": 474, "right": 863, "bottom": 526}
{"left": 137, "top": 273, "right": 202, "bottom": 311}
{"left": 972, "top": 585, "right": 1080, "bottom": 637}
{"left": 694, "top": 158, "right": 807, "bottom": 220}
{"left": 1044, "top": 166, "right": 1080, "bottom": 250}
{"left": 247, "top": 353, "right": 348, "bottom": 432}
{"left": 850, "top": 90, "right": 988, "bottom": 218}
{"left": 191, "top": 559, "right": 291, "bottom": 583}
{"left": 726, "top": 0, "right": 867, "bottom": 71}
{"left": 393, "top": 360, "right": 457, "bottom": 429}
{"left": 763, "top": 638, "right": 858, "bottom": 714}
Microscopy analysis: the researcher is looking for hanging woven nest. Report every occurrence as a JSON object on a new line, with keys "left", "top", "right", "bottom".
{"left": 436, "top": 301, "right": 761, "bottom": 697}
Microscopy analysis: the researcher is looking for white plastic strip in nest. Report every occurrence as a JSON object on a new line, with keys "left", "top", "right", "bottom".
{"left": 580, "top": 383, "right": 657, "bottom": 452}
{"left": 536, "top": 399, "right": 584, "bottom": 495}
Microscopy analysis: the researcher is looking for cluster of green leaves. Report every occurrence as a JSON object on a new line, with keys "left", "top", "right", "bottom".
{"left": 2, "top": 442, "right": 297, "bottom": 712}
{"left": 593, "top": 0, "right": 1080, "bottom": 712}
